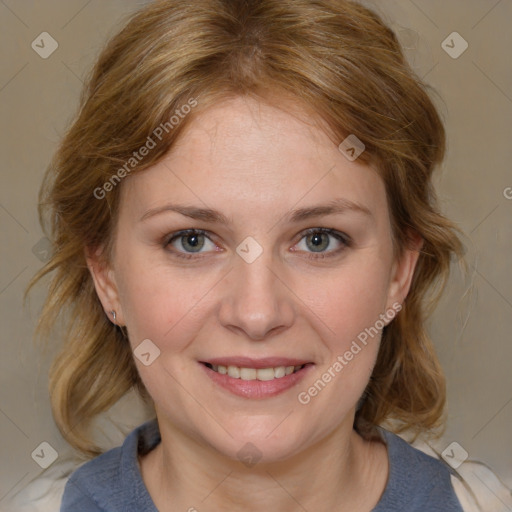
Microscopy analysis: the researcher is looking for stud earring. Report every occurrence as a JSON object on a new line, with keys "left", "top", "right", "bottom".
{"left": 109, "top": 309, "right": 128, "bottom": 339}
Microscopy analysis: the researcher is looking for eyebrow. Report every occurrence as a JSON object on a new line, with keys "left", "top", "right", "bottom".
{"left": 139, "top": 197, "right": 372, "bottom": 224}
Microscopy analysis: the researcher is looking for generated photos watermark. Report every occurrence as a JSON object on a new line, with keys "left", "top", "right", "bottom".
{"left": 297, "top": 302, "right": 402, "bottom": 405}
{"left": 93, "top": 97, "right": 198, "bottom": 200}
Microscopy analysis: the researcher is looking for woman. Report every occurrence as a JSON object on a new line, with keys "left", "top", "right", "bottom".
{"left": 28, "top": 0, "right": 468, "bottom": 510}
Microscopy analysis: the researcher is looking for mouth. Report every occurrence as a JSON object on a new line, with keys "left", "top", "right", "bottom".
{"left": 198, "top": 357, "right": 315, "bottom": 398}
{"left": 201, "top": 362, "right": 311, "bottom": 381}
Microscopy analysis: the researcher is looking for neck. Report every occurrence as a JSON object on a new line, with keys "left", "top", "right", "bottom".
{"left": 140, "top": 414, "right": 389, "bottom": 512}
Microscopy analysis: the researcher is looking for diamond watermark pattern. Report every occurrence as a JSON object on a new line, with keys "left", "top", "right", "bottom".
{"left": 236, "top": 236, "right": 263, "bottom": 264}
{"left": 31, "top": 441, "right": 58, "bottom": 469}
{"left": 237, "top": 442, "right": 263, "bottom": 468}
{"left": 32, "top": 237, "right": 53, "bottom": 262}
{"left": 441, "top": 32, "right": 468, "bottom": 59}
{"left": 31, "top": 32, "right": 59, "bottom": 59}
{"left": 441, "top": 441, "right": 469, "bottom": 469}
{"left": 338, "top": 134, "right": 365, "bottom": 161}
{"left": 133, "top": 339, "right": 161, "bottom": 366}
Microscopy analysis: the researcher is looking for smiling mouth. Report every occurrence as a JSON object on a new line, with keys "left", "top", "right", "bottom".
{"left": 202, "top": 362, "right": 311, "bottom": 381}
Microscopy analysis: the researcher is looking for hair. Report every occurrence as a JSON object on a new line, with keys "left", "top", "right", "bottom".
{"left": 26, "top": 0, "right": 466, "bottom": 456}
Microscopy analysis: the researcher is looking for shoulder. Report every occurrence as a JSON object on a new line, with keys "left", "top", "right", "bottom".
{"left": 60, "top": 419, "right": 160, "bottom": 512}
{"left": 374, "top": 428, "right": 464, "bottom": 512}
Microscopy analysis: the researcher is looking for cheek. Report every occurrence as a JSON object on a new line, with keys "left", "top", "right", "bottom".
{"left": 299, "top": 259, "right": 391, "bottom": 348}
{"left": 115, "top": 251, "right": 197, "bottom": 348}
{"left": 293, "top": 258, "right": 391, "bottom": 405}
{"left": 293, "top": 270, "right": 389, "bottom": 422}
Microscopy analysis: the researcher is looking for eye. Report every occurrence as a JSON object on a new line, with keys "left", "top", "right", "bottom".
{"left": 164, "top": 229, "right": 218, "bottom": 259}
{"left": 164, "top": 227, "right": 351, "bottom": 260}
{"left": 293, "top": 228, "right": 351, "bottom": 259}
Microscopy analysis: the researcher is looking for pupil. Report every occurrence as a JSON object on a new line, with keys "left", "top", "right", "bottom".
{"left": 308, "top": 233, "right": 328, "bottom": 252}
{"left": 184, "top": 234, "right": 203, "bottom": 252}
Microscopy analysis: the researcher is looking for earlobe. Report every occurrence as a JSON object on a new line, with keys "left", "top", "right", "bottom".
{"left": 85, "top": 247, "right": 125, "bottom": 326}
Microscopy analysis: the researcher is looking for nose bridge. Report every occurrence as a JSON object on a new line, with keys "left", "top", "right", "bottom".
{"left": 218, "top": 246, "right": 295, "bottom": 340}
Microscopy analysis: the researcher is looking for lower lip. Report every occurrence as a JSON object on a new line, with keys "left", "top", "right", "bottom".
{"left": 200, "top": 363, "right": 314, "bottom": 399}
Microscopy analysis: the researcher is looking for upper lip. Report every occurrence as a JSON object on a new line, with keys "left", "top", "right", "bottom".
{"left": 201, "top": 357, "right": 313, "bottom": 369}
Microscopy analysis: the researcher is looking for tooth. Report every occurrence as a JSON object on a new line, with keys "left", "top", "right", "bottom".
{"left": 240, "top": 367, "right": 257, "bottom": 380}
{"left": 217, "top": 364, "right": 305, "bottom": 379}
{"left": 228, "top": 365, "right": 240, "bottom": 378}
{"left": 274, "top": 366, "right": 286, "bottom": 378}
{"left": 256, "top": 368, "right": 276, "bottom": 381}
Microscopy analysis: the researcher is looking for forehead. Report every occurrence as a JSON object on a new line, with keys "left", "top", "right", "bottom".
{"left": 156, "top": 96, "right": 336, "bottom": 183}
{"left": 120, "top": 96, "right": 388, "bottom": 225}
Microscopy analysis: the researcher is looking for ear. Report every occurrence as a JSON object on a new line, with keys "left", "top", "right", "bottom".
{"left": 85, "top": 246, "right": 125, "bottom": 326}
{"left": 385, "top": 231, "right": 423, "bottom": 313}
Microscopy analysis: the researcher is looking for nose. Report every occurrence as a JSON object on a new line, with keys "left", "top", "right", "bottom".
{"left": 217, "top": 251, "right": 296, "bottom": 341}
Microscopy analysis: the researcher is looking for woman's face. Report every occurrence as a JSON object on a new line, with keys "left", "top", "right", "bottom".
{"left": 90, "top": 96, "right": 419, "bottom": 463}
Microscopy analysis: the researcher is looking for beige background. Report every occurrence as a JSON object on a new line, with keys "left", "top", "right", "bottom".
{"left": 0, "top": 0, "right": 511, "bottom": 509}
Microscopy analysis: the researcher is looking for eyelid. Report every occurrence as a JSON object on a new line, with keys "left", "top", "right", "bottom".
{"left": 296, "top": 227, "right": 351, "bottom": 245}
{"left": 164, "top": 228, "right": 211, "bottom": 245}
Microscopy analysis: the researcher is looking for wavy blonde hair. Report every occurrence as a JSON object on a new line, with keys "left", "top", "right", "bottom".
{"left": 27, "top": 0, "right": 466, "bottom": 456}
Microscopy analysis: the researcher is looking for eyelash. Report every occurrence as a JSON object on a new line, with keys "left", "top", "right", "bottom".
{"left": 164, "top": 228, "right": 351, "bottom": 261}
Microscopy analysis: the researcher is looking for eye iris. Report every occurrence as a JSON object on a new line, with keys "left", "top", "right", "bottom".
{"left": 182, "top": 233, "right": 204, "bottom": 252}
{"left": 306, "top": 232, "right": 329, "bottom": 252}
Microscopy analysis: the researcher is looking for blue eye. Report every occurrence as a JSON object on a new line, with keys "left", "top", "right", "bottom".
{"left": 165, "top": 229, "right": 217, "bottom": 259}
{"left": 294, "top": 228, "right": 351, "bottom": 259}
{"left": 164, "top": 227, "right": 351, "bottom": 260}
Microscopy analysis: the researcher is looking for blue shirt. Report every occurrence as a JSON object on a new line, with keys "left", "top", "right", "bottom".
{"left": 61, "top": 419, "right": 464, "bottom": 511}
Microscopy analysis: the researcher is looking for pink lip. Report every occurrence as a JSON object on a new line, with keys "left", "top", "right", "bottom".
{"left": 199, "top": 361, "right": 315, "bottom": 399}
{"left": 200, "top": 356, "right": 312, "bottom": 369}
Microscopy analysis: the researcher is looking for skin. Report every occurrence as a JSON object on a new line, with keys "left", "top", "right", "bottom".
{"left": 87, "top": 95, "right": 421, "bottom": 511}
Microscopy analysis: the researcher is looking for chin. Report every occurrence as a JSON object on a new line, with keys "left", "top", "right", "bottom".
{"left": 201, "top": 419, "right": 314, "bottom": 467}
